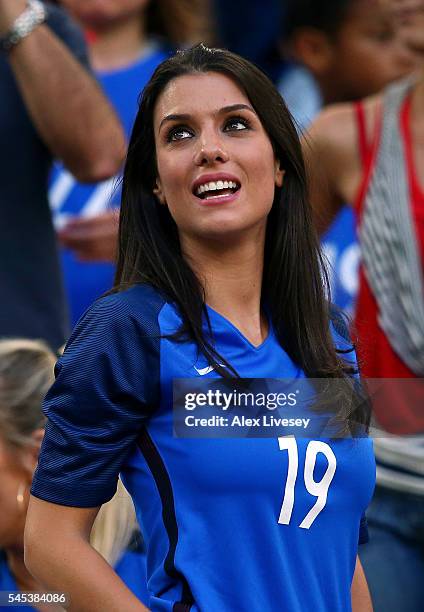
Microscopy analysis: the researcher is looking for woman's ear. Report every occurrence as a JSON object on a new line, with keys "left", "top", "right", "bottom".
{"left": 275, "top": 161, "right": 285, "bottom": 188}
{"left": 153, "top": 179, "right": 166, "bottom": 205}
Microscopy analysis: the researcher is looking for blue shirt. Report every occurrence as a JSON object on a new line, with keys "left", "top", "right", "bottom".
{"left": 49, "top": 45, "right": 169, "bottom": 326}
{"left": 31, "top": 284, "right": 375, "bottom": 611}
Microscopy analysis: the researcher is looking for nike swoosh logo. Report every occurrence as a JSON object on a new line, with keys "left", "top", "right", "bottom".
{"left": 194, "top": 364, "right": 225, "bottom": 376}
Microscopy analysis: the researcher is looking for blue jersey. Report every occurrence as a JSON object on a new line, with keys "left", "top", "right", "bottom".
{"left": 31, "top": 285, "right": 375, "bottom": 611}
{"left": 48, "top": 45, "right": 169, "bottom": 327}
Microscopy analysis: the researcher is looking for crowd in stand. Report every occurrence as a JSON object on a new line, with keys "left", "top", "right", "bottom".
{"left": 0, "top": 1, "right": 423, "bottom": 610}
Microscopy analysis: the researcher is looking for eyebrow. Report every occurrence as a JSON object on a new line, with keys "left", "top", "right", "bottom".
{"left": 158, "top": 103, "right": 256, "bottom": 131}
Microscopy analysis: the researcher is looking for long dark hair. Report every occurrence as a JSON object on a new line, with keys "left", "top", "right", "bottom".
{"left": 115, "top": 44, "right": 369, "bottom": 432}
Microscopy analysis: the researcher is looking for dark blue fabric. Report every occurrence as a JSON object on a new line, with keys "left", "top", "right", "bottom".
{"left": 31, "top": 285, "right": 164, "bottom": 506}
{"left": 0, "top": 3, "right": 88, "bottom": 350}
{"left": 213, "top": 0, "right": 285, "bottom": 81}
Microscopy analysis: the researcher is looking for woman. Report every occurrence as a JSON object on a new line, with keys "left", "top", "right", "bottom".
{"left": 51, "top": 0, "right": 211, "bottom": 325}
{"left": 0, "top": 340, "right": 56, "bottom": 610}
{"left": 302, "top": 1, "right": 424, "bottom": 609}
{"left": 26, "top": 45, "right": 375, "bottom": 611}
{"left": 0, "top": 339, "right": 148, "bottom": 609}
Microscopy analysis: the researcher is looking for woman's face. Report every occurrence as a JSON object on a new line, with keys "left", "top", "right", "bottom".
{"left": 380, "top": 0, "right": 424, "bottom": 55}
{"left": 153, "top": 72, "right": 284, "bottom": 246}
{"left": 60, "top": 0, "right": 149, "bottom": 29}
{"left": 0, "top": 438, "right": 29, "bottom": 551}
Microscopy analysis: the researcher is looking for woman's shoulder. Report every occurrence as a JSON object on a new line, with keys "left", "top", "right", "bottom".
{"left": 78, "top": 284, "right": 166, "bottom": 325}
{"left": 65, "top": 284, "right": 168, "bottom": 351}
{"left": 304, "top": 95, "right": 382, "bottom": 207}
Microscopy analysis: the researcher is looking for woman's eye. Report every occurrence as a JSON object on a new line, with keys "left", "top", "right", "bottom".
{"left": 167, "top": 126, "right": 193, "bottom": 142}
{"left": 224, "top": 117, "right": 250, "bottom": 132}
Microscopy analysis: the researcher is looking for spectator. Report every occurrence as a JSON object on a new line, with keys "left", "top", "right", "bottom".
{"left": 279, "top": 0, "right": 417, "bottom": 314}
{"left": 0, "top": 339, "right": 147, "bottom": 607}
{"left": 304, "top": 1, "right": 424, "bottom": 608}
{"left": 51, "top": 0, "right": 211, "bottom": 326}
{"left": 280, "top": 0, "right": 415, "bottom": 130}
{"left": 0, "top": 339, "right": 56, "bottom": 603}
{"left": 0, "top": 0, "right": 125, "bottom": 351}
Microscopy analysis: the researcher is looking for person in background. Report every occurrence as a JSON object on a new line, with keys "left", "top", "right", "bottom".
{"left": 280, "top": 0, "right": 415, "bottom": 130}
{"left": 51, "top": 0, "right": 211, "bottom": 327}
{"left": 0, "top": 0, "right": 125, "bottom": 351}
{"left": 304, "top": 1, "right": 424, "bottom": 609}
{"left": 0, "top": 339, "right": 149, "bottom": 609}
{"left": 279, "top": 0, "right": 417, "bottom": 314}
{"left": 0, "top": 340, "right": 56, "bottom": 609}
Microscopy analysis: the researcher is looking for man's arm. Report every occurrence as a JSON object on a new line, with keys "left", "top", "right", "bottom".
{"left": 0, "top": 0, "right": 126, "bottom": 182}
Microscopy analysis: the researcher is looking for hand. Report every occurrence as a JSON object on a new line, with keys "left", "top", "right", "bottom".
{"left": 0, "top": 0, "right": 27, "bottom": 35}
{"left": 57, "top": 209, "right": 120, "bottom": 262}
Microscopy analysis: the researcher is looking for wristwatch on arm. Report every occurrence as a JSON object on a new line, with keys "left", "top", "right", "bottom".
{"left": 0, "top": 0, "right": 46, "bottom": 52}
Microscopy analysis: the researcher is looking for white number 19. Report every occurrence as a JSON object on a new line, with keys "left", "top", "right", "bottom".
{"left": 278, "top": 438, "right": 336, "bottom": 529}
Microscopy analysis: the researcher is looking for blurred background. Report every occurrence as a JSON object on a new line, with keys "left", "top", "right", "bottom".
{"left": 1, "top": 1, "right": 423, "bottom": 610}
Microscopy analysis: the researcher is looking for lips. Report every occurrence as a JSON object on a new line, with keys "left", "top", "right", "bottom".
{"left": 192, "top": 173, "right": 241, "bottom": 201}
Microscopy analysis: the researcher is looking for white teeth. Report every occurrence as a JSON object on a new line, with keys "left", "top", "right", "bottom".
{"left": 195, "top": 180, "right": 239, "bottom": 196}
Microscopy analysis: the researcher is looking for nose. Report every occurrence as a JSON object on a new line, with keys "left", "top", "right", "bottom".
{"left": 194, "top": 135, "right": 229, "bottom": 166}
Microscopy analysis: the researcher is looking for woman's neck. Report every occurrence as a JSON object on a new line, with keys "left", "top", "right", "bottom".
{"left": 89, "top": 16, "right": 147, "bottom": 72}
{"left": 182, "top": 229, "right": 268, "bottom": 346}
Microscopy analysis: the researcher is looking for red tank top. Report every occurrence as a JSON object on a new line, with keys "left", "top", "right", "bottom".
{"left": 354, "top": 96, "right": 424, "bottom": 432}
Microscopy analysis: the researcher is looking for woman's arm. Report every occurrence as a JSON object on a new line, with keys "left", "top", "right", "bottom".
{"left": 351, "top": 556, "right": 373, "bottom": 612}
{"left": 24, "top": 497, "right": 148, "bottom": 612}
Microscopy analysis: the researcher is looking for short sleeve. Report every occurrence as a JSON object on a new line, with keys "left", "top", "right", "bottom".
{"left": 358, "top": 513, "right": 369, "bottom": 545}
{"left": 45, "top": 3, "right": 90, "bottom": 68}
{"left": 31, "top": 288, "right": 163, "bottom": 507}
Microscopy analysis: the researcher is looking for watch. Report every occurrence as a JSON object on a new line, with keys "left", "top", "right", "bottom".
{"left": 0, "top": 0, "right": 47, "bottom": 53}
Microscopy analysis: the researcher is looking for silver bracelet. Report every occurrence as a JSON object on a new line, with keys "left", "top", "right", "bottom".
{"left": 0, "top": 0, "right": 47, "bottom": 53}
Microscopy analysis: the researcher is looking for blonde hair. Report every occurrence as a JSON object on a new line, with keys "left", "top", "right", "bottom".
{"left": 90, "top": 479, "right": 139, "bottom": 566}
{"left": 0, "top": 338, "right": 56, "bottom": 447}
{"left": 0, "top": 339, "right": 139, "bottom": 567}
